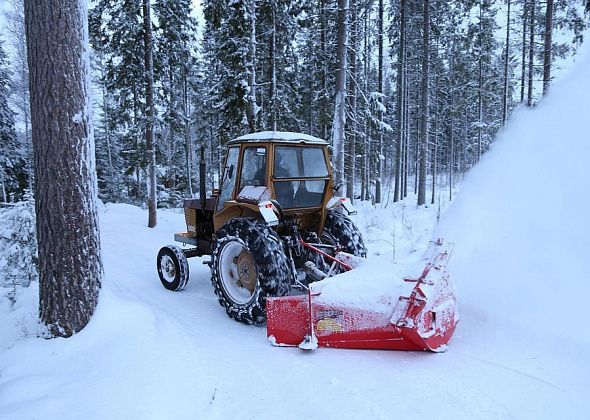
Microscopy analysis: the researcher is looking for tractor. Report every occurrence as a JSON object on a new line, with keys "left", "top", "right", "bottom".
{"left": 156, "top": 131, "right": 367, "bottom": 325}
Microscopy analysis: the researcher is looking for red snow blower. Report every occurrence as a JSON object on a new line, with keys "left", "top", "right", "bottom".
{"left": 266, "top": 239, "right": 458, "bottom": 352}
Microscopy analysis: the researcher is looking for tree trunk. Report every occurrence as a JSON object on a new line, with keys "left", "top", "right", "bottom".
{"left": 477, "top": 1, "right": 483, "bottom": 161}
{"left": 361, "top": 9, "right": 369, "bottom": 201}
{"left": 331, "top": 0, "right": 349, "bottom": 195}
{"left": 542, "top": 0, "right": 553, "bottom": 96}
{"left": 394, "top": 0, "right": 406, "bottom": 203}
{"left": 320, "top": 0, "right": 328, "bottom": 141}
{"left": 246, "top": 0, "right": 258, "bottom": 132}
{"left": 375, "top": 0, "right": 384, "bottom": 204}
{"left": 25, "top": 0, "right": 103, "bottom": 337}
{"left": 527, "top": 0, "right": 535, "bottom": 107}
{"left": 417, "top": 0, "right": 429, "bottom": 206}
{"left": 143, "top": 0, "right": 157, "bottom": 228}
{"left": 346, "top": 0, "right": 358, "bottom": 202}
{"left": 183, "top": 66, "right": 193, "bottom": 196}
{"left": 269, "top": 4, "right": 277, "bottom": 131}
{"left": 521, "top": 0, "right": 528, "bottom": 103}
{"left": 502, "top": 0, "right": 511, "bottom": 126}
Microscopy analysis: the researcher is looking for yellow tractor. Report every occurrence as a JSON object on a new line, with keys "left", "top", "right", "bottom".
{"left": 156, "top": 131, "right": 366, "bottom": 324}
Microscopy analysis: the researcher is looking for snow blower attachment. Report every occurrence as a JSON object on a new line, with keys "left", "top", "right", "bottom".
{"left": 266, "top": 239, "right": 458, "bottom": 352}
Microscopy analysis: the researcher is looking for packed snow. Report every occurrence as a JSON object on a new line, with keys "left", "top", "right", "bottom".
{"left": 2, "top": 45, "right": 590, "bottom": 420}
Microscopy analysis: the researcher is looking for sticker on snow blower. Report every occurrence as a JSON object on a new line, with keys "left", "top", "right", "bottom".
{"left": 316, "top": 310, "right": 344, "bottom": 333}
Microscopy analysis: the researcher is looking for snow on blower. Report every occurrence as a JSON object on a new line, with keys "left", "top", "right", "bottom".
{"left": 156, "top": 131, "right": 458, "bottom": 352}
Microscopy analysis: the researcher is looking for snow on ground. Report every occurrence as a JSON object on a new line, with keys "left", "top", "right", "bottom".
{"left": 2, "top": 45, "right": 590, "bottom": 420}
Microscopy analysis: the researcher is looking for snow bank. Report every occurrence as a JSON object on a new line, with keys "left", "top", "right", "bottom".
{"left": 437, "top": 43, "right": 590, "bottom": 345}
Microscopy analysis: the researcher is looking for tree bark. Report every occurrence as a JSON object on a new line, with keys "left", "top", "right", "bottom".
{"left": 25, "top": 0, "right": 103, "bottom": 337}
{"left": 246, "top": 0, "right": 258, "bottom": 132}
{"left": 269, "top": 3, "right": 277, "bottom": 131}
{"left": 331, "top": 0, "right": 349, "bottom": 195}
{"left": 417, "top": 0, "right": 429, "bottom": 206}
{"left": 542, "top": 0, "right": 553, "bottom": 96}
{"left": 527, "top": 0, "right": 535, "bottom": 107}
{"left": 502, "top": 0, "right": 511, "bottom": 126}
{"left": 375, "top": 0, "right": 384, "bottom": 204}
{"left": 520, "top": 0, "right": 527, "bottom": 103}
{"left": 477, "top": 1, "right": 483, "bottom": 161}
{"left": 346, "top": 0, "right": 357, "bottom": 202}
{"left": 394, "top": 0, "right": 406, "bottom": 203}
{"left": 143, "top": 0, "right": 157, "bottom": 228}
{"left": 183, "top": 66, "right": 193, "bottom": 196}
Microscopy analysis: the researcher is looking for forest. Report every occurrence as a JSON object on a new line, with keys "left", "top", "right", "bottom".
{"left": 1, "top": 0, "right": 587, "bottom": 210}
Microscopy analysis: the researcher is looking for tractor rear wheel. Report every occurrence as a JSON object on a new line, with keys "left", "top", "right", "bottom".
{"left": 157, "top": 245, "right": 190, "bottom": 291}
{"left": 322, "top": 210, "right": 367, "bottom": 258}
{"left": 211, "top": 218, "right": 292, "bottom": 325}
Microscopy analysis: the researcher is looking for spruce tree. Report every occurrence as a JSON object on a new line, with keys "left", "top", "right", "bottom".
{"left": 0, "top": 41, "right": 22, "bottom": 202}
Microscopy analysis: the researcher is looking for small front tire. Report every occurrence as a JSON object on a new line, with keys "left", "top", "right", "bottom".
{"left": 157, "top": 245, "right": 190, "bottom": 291}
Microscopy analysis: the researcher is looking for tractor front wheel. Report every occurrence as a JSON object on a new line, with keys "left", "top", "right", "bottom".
{"left": 322, "top": 210, "right": 367, "bottom": 258}
{"left": 211, "top": 218, "right": 292, "bottom": 325}
{"left": 157, "top": 245, "right": 190, "bottom": 291}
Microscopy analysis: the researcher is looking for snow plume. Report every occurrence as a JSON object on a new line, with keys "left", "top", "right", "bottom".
{"left": 438, "top": 42, "right": 590, "bottom": 344}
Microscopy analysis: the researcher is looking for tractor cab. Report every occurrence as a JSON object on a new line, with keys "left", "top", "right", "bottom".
{"left": 213, "top": 132, "right": 335, "bottom": 233}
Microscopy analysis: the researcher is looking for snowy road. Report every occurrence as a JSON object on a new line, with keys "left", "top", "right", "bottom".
{"left": 3, "top": 43, "right": 590, "bottom": 419}
{"left": 3, "top": 202, "right": 586, "bottom": 420}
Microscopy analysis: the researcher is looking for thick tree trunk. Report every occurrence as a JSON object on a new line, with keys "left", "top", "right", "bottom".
{"left": 331, "top": 0, "right": 349, "bottom": 195}
{"left": 25, "top": 0, "right": 102, "bottom": 337}
{"left": 542, "top": 0, "right": 553, "bottom": 96}
{"left": 417, "top": 0, "right": 429, "bottom": 206}
{"left": 143, "top": 0, "right": 157, "bottom": 228}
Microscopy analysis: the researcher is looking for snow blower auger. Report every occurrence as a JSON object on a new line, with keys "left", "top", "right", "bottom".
{"left": 266, "top": 239, "right": 458, "bottom": 352}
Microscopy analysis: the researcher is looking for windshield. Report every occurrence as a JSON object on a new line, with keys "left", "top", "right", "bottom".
{"left": 273, "top": 146, "right": 328, "bottom": 208}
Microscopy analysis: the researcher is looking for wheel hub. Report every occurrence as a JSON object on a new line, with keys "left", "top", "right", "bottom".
{"left": 236, "top": 250, "right": 256, "bottom": 293}
{"left": 161, "top": 255, "right": 176, "bottom": 282}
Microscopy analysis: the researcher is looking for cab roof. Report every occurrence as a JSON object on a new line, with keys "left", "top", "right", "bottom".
{"left": 228, "top": 131, "right": 328, "bottom": 145}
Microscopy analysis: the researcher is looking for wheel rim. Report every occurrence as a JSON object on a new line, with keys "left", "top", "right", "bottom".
{"left": 219, "top": 240, "right": 257, "bottom": 304}
{"left": 160, "top": 254, "right": 176, "bottom": 283}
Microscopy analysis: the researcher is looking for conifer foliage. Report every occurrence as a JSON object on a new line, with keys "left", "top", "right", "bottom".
{"left": 1, "top": 0, "right": 588, "bottom": 210}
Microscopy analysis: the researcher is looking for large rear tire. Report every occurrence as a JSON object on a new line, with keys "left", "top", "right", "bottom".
{"left": 322, "top": 210, "right": 367, "bottom": 258}
{"left": 157, "top": 245, "right": 190, "bottom": 291}
{"left": 211, "top": 218, "right": 292, "bottom": 325}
